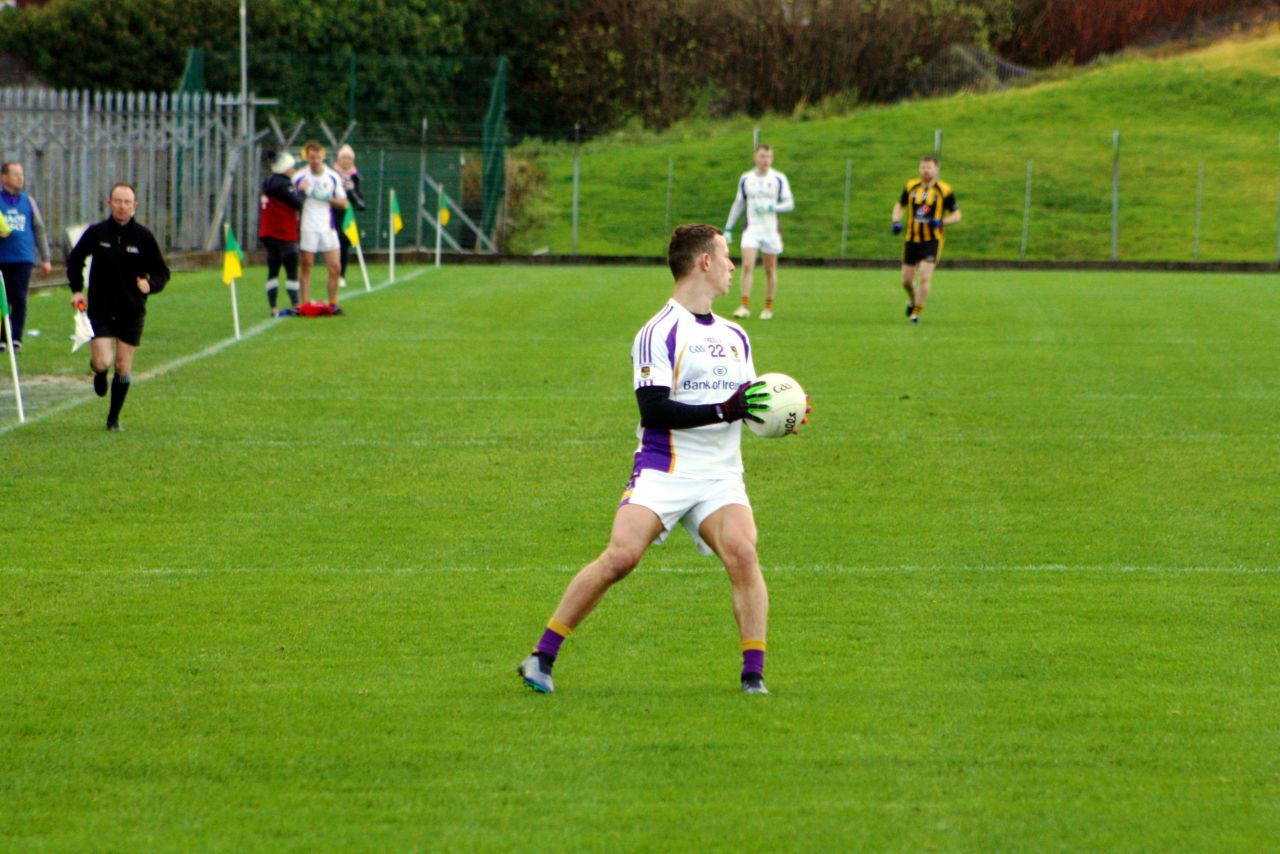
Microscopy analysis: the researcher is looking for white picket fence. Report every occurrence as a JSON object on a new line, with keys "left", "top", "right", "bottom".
{"left": 0, "top": 87, "right": 258, "bottom": 254}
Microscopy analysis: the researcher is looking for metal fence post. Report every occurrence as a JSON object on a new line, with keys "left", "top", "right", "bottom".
{"left": 663, "top": 156, "right": 673, "bottom": 250}
{"left": 416, "top": 118, "right": 427, "bottom": 249}
{"left": 934, "top": 128, "right": 943, "bottom": 157}
{"left": 374, "top": 148, "right": 385, "bottom": 249}
{"left": 1194, "top": 159, "right": 1204, "bottom": 262}
{"left": 753, "top": 126, "right": 760, "bottom": 150}
{"left": 80, "top": 94, "right": 90, "bottom": 224}
{"left": 840, "top": 158, "right": 851, "bottom": 258}
{"left": 501, "top": 153, "right": 512, "bottom": 250}
{"left": 1111, "top": 129, "right": 1120, "bottom": 261}
{"left": 571, "top": 122, "right": 581, "bottom": 256}
{"left": 1275, "top": 133, "right": 1280, "bottom": 263}
{"left": 1020, "top": 159, "right": 1033, "bottom": 261}
{"left": 435, "top": 177, "right": 444, "bottom": 268}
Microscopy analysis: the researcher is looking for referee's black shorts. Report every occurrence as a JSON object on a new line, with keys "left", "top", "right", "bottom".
{"left": 902, "top": 240, "right": 940, "bottom": 266}
{"left": 89, "top": 311, "right": 146, "bottom": 346}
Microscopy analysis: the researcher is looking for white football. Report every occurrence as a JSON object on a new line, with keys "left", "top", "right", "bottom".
{"left": 746, "top": 372, "right": 807, "bottom": 438}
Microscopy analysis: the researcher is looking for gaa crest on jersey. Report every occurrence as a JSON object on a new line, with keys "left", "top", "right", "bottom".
{"left": 640, "top": 365, "right": 651, "bottom": 379}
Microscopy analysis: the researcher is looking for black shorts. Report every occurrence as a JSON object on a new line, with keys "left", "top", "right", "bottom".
{"left": 262, "top": 236, "right": 300, "bottom": 280}
{"left": 262, "top": 236, "right": 299, "bottom": 264}
{"left": 89, "top": 311, "right": 145, "bottom": 346}
{"left": 903, "top": 240, "right": 940, "bottom": 266}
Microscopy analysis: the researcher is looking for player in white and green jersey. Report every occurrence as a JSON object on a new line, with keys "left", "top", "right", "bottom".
{"left": 724, "top": 145, "right": 794, "bottom": 320}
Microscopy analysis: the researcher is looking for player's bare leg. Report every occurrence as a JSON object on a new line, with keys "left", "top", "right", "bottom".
{"left": 699, "top": 503, "right": 770, "bottom": 693}
{"left": 323, "top": 248, "right": 342, "bottom": 308}
{"left": 89, "top": 337, "right": 115, "bottom": 377}
{"left": 760, "top": 253, "right": 779, "bottom": 319}
{"left": 519, "top": 504, "right": 664, "bottom": 692}
{"left": 734, "top": 247, "right": 758, "bottom": 318}
{"left": 299, "top": 251, "right": 315, "bottom": 303}
{"left": 89, "top": 337, "right": 135, "bottom": 421}
{"left": 551, "top": 504, "right": 664, "bottom": 627}
{"left": 901, "top": 263, "right": 916, "bottom": 318}
{"left": 95, "top": 338, "right": 137, "bottom": 430}
{"left": 112, "top": 341, "right": 137, "bottom": 376}
{"left": 912, "top": 261, "right": 935, "bottom": 322}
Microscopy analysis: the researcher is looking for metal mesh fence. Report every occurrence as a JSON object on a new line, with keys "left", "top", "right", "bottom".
{"left": 511, "top": 126, "right": 1280, "bottom": 265}
{"left": 906, "top": 45, "right": 1034, "bottom": 99}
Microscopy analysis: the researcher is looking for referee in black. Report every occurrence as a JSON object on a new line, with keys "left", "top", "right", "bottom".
{"left": 67, "top": 182, "right": 170, "bottom": 431}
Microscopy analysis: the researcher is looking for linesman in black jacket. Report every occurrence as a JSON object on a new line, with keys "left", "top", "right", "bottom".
{"left": 67, "top": 182, "right": 170, "bottom": 431}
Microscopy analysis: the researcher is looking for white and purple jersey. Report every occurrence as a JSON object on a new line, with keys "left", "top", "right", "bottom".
{"left": 632, "top": 299, "right": 756, "bottom": 478}
{"left": 293, "top": 166, "right": 346, "bottom": 233}
{"left": 724, "top": 168, "right": 794, "bottom": 237}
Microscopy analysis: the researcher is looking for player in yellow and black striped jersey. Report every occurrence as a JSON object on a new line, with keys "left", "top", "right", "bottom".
{"left": 891, "top": 156, "right": 961, "bottom": 324}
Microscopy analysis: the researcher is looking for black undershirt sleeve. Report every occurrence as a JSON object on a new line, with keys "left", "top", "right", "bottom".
{"left": 635, "top": 385, "right": 724, "bottom": 430}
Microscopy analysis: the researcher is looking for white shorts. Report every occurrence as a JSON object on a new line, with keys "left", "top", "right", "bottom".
{"left": 619, "top": 468, "right": 751, "bottom": 556}
{"left": 741, "top": 230, "right": 783, "bottom": 255}
{"left": 300, "top": 228, "right": 340, "bottom": 254}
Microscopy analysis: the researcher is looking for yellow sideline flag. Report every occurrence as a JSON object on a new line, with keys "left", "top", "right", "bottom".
{"left": 342, "top": 206, "right": 360, "bottom": 246}
{"left": 222, "top": 224, "right": 243, "bottom": 285}
{"left": 390, "top": 190, "right": 404, "bottom": 235}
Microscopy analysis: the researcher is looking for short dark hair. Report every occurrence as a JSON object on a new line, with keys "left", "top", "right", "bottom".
{"left": 755, "top": 144, "right": 772, "bottom": 153}
{"left": 920, "top": 155, "right": 940, "bottom": 165}
{"left": 0, "top": 162, "right": 17, "bottom": 176}
{"left": 303, "top": 140, "right": 325, "bottom": 154}
{"left": 108, "top": 182, "right": 137, "bottom": 199}
{"left": 668, "top": 224, "right": 723, "bottom": 279}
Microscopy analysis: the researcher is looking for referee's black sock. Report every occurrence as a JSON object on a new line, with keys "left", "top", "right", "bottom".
{"left": 108, "top": 373, "right": 131, "bottom": 424}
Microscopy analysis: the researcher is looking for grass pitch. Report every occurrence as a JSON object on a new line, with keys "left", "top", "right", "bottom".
{"left": 2, "top": 263, "right": 1278, "bottom": 850}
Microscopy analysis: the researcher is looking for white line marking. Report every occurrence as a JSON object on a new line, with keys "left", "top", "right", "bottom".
{"left": 0, "top": 268, "right": 427, "bottom": 437}
{"left": 0, "top": 564, "right": 1275, "bottom": 576}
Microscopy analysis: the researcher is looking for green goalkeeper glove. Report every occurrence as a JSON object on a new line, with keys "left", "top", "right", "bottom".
{"left": 719, "top": 380, "right": 770, "bottom": 423}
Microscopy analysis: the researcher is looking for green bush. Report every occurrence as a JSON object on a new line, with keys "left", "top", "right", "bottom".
{"left": 0, "top": 0, "right": 469, "bottom": 142}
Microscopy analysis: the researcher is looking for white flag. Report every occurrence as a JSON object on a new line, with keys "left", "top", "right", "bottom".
{"left": 72, "top": 311, "right": 94, "bottom": 352}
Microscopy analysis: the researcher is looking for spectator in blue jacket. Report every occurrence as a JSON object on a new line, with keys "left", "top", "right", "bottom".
{"left": 0, "top": 162, "right": 53, "bottom": 353}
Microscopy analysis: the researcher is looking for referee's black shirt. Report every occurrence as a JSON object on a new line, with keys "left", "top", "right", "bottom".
{"left": 67, "top": 217, "right": 170, "bottom": 317}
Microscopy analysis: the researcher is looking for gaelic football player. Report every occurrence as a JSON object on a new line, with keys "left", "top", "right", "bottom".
{"left": 293, "top": 141, "right": 348, "bottom": 314}
{"left": 724, "top": 145, "right": 794, "bottom": 320}
{"left": 519, "top": 224, "right": 805, "bottom": 696}
{"left": 891, "top": 155, "right": 960, "bottom": 324}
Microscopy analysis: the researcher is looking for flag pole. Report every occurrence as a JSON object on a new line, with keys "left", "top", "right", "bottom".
{"left": 343, "top": 207, "right": 372, "bottom": 291}
{"left": 388, "top": 189, "right": 396, "bottom": 283}
{"left": 3, "top": 315, "right": 23, "bottom": 422}
{"left": 230, "top": 279, "right": 241, "bottom": 339}
{"left": 225, "top": 223, "right": 241, "bottom": 340}
{"left": 355, "top": 240, "right": 371, "bottom": 291}
{"left": 1, "top": 271, "right": 24, "bottom": 422}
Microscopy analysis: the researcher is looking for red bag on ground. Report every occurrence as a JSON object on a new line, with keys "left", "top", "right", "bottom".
{"left": 296, "top": 301, "right": 335, "bottom": 317}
